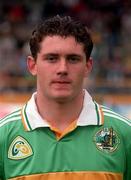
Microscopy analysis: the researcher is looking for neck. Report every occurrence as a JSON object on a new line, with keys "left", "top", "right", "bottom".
{"left": 36, "top": 91, "right": 84, "bottom": 131}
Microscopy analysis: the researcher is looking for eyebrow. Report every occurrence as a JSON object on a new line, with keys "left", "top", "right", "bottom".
{"left": 42, "top": 53, "right": 59, "bottom": 57}
{"left": 42, "top": 53, "right": 82, "bottom": 58}
{"left": 66, "top": 54, "right": 82, "bottom": 58}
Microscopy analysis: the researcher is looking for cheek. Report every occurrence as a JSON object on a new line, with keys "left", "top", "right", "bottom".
{"left": 37, "top": 68, "right": 51, "bottom": 84}
{"left": 78, "top": 67, "right": 88, "bottom": 76}
{"left": 72, "top": 68, "right": 86, "bottom": 82}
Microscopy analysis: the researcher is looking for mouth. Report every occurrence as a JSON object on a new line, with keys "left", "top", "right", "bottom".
{"left": 51, "top": 80, "right": 71, "bottom": 88}
{"left": 53, "top": 81, "right": 70, "bottom": 84}
{"left": 52, "top": 79, "right": 71, "bottom": 84}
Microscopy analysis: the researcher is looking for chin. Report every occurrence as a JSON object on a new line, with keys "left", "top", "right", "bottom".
{"left": 52, "top": 93, "right": 73, "bottom": 103}
{"left": 54, "top": 97, "right": 72, "bottom": 103}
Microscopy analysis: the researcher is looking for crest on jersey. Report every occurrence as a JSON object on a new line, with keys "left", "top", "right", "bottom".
{"left": 94, "top": 127, "right": 120, "bottom": 153}
{"left": 8, "top": 136, "right": 33, "bottom": 160}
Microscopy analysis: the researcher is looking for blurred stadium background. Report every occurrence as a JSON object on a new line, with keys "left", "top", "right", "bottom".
{"left": 0, "top": 0, "right": 131, "bottom": 119}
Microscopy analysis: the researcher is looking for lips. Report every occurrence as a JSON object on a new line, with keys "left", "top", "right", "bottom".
{"left": 52, "top": 78, "right": 71, "bottom": 84}
{"left": 53, "top": 81, "right": 70, "bottom": 84}
{"left": 51, "top": 79, "right": 71, "bottom": 87}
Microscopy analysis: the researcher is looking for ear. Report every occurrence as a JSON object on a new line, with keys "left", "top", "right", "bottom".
{"left": 27, "top": 56, "right": 37, "bottom": 76}
{"left": 84, "top": 57, "right": 93, "bottom": 77}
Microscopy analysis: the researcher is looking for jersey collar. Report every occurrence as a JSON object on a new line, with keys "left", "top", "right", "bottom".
{"left": 21, "top": 90, "right": 104, "bottom": 131}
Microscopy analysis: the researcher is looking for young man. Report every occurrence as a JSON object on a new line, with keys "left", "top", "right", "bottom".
{"left": 0, "top": 15, "right": 131, "bottom": 180}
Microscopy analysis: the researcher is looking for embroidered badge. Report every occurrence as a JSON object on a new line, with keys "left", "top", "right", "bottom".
{"left": 94, "top": 127, "right": 120, "bottom": 153}
{"left": 8, "top": 136, "right": 33, "bottom": 160}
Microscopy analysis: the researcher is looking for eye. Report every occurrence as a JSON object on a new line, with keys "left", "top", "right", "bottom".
{"left": 45, "top": 55, "right": 58, "bottom": 63}
{"left": 67, "top": 55, "right": 81, "bottom": 64}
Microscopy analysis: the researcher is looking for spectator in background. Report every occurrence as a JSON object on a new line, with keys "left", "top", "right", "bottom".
{"left": 0, "top": 0, "right": 131, "bottom": 92}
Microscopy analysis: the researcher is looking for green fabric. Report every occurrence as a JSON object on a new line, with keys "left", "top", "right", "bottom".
{"left": 0, "top": 106, "right": 131, "bottom": 180}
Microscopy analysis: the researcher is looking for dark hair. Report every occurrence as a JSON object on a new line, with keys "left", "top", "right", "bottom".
{"left": 29, "top": 15, "right": 93, "bottom": 59}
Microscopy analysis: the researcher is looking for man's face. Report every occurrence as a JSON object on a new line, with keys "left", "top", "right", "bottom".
{"left": 28, "top": 35, "right": 92, "bottom": 103}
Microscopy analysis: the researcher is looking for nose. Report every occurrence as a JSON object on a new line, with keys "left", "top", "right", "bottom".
{"left": 57, "top": 59, "right": 68, "bottom": 75}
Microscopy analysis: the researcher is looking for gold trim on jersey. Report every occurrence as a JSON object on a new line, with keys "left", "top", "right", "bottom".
{"left": 9, "top": 171, "right": 123, "bottom": 180}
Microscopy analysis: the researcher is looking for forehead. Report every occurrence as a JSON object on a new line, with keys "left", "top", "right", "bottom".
{"left": 39, "top": 35, "right": 84, "bottom": 54}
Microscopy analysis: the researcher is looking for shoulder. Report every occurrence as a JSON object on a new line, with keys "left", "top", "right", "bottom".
{"left": 0, "top": 109, "right": 22, "bottom": 129}
{"left": 94, "top": 101, "right": 131, "bottom": 126}
{"left": 96, "top": 104, "right": 131, "bottom": 150}
{"left": 100, "top": 104, "right": 131, "bottom": 127}
{"left": 0, "top": 109, "right": 22, "bottom": 145}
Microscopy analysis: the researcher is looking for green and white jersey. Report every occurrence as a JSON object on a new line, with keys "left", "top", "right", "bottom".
{"left": 0, "top": 90, "right": 131, "bottom": 180}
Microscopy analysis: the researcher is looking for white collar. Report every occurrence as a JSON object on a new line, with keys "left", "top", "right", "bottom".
{"left": 21, "top": 90, "right": 104, "bottom": 131}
